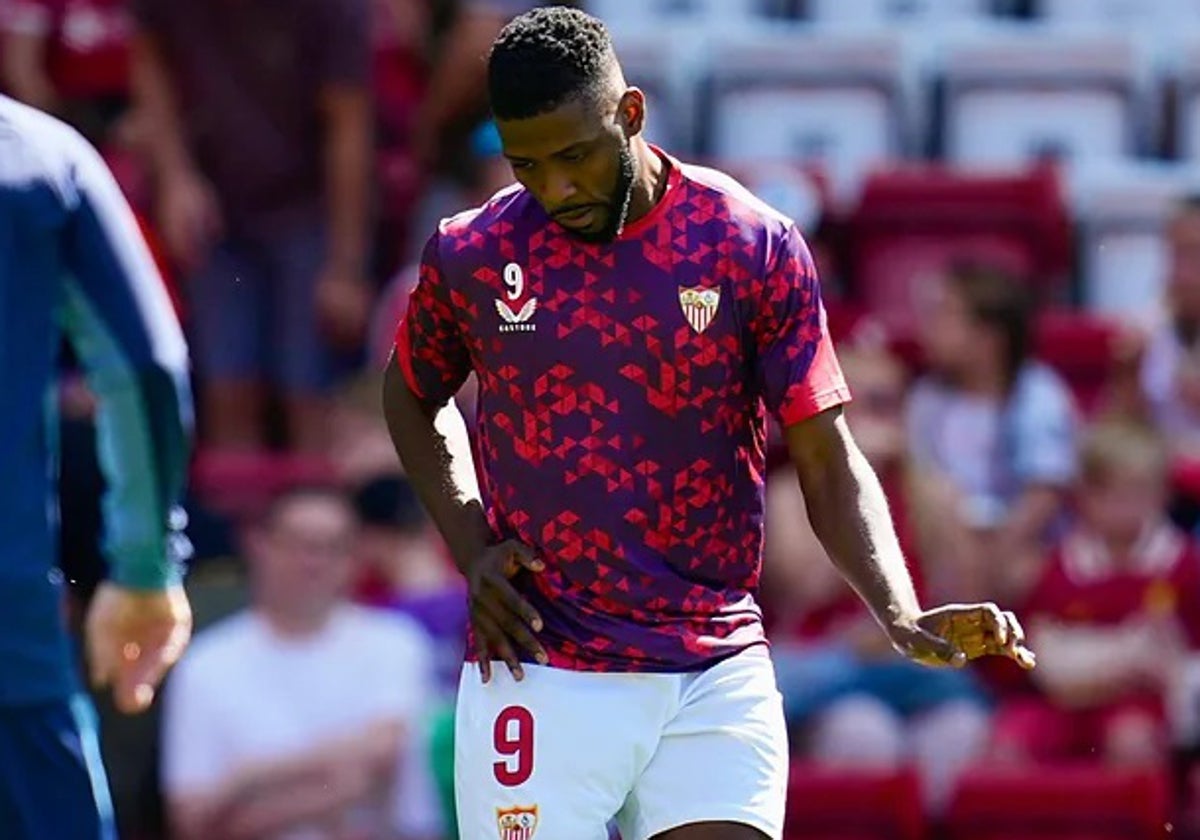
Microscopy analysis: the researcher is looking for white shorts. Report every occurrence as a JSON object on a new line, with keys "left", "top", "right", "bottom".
{"left": 454, "top": 645, "right": 788, "bottom": 840}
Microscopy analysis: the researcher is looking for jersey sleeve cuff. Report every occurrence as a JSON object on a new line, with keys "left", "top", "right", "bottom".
{"left": 777, "top": 385, "right": 853, "bottom": 428}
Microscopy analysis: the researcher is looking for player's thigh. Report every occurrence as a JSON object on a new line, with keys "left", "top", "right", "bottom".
{"left": 455, "top": 663, "right": 666, "bottom": 840}
{"left": 621, "top": 646, "right": 788, "bottom": 840}
{"left": 264, "top": 219, "right": 338, "bottom": 394}
{"left": 185, "top": 239, "right": 266, "bottom": 382}
{"left": 0, "top": 696, "right": 116, "bottom": 840}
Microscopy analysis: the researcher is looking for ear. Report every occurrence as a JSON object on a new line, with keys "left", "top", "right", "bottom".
{"left": 617, "top": 88, "right": 646, "bottom": 138}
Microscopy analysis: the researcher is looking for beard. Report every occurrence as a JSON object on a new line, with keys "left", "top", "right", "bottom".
{"left": 574, "top": 140, "right": 637, "bottom": 244}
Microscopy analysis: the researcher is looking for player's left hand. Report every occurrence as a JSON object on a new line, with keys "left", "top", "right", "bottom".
{"left": 888, "top": 603, "right": 1036, "bottom": 671}
{"left": 315, "top": 262, "right": 372, "bottom": 351}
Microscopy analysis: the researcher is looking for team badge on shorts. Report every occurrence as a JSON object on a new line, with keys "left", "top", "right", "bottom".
{"left": 496, "top": 804, "right": 539, "bottom": 839}
{"left": 678, "top": 286, "right": 720, "bottom": 334}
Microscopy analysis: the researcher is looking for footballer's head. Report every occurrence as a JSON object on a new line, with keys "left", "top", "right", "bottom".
{"left": 488, "top": 6, "right": 642, "bottom": 243}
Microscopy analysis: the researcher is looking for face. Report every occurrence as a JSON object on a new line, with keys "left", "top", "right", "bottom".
{"left": 1078, "top": 467, "right": 1166, "bottom": 548}
{"left": 922, "top": 279, "right": 983, "bottom": 378}
{"left": 251, "top": 494, "right": 358, "bottom": 616}
{"left": 1168, "top": 209, "right": 1200, "bottom": 321}
{"left": 496, "top": 91, "right": 640, "bottom": 243}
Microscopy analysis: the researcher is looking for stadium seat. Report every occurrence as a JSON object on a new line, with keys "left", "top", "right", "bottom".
{"left": 1170, "top": 32, "right": 1200, "bottom": 162}
{"left": 803, "top": 0, "right": 993, "bottom": 25}
{"left": 1034, "top": 0, "right": 1200, "bottom": 29}
{"left": 706, "top": 26, "right": 913, "bottom": 205}
{"left": 1070, "top": 161, "right": 1200, "bottom": 318}
{"left": 1033, "top": 309, "right": 1124, "bottom": 413}
{"left": 940, "top": 27, "right": 1147, "bottom": 168}
{"left": 945, "top": 764, "right": 1172, "bottom": 840}
{"left": 587, "top": 0, "right": 768, "bottom": 26}
{"left": 846, "top": 164, "right": 1072, "bottom": 332}
{"left": 607, "top": 25, "right": 703, "bottom": 153}
{"left": 784, "top": 764, "right": 924, "bottom": 840}
{"left": 190, "top": 449, "right": 338, "bottom": 520}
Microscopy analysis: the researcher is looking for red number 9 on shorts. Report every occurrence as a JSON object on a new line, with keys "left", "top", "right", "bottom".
{"left": 493, "top": 705, "right": 535, "bottom": 786}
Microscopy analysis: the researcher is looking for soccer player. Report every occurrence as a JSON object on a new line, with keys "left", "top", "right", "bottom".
{"left": 383, "top": 8, "right": 1035, "bottom": 840}
{"left": 0, "top": 94, "right": 193, "bottom": 839}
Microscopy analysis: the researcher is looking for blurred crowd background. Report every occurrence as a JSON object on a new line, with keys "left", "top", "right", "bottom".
{"left": 14, "top": 0, "right": 1200, "bottom": 838}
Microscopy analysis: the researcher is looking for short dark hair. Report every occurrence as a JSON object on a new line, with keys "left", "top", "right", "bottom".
{"left": 949, "top": 264, "right": 1036, "bottom": 387}
{"left": 487, "top": 6, "right": 617, "bottom": 121}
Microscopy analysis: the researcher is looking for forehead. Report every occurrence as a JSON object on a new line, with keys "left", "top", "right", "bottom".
{"left": 495, "top": 97, "right": 612, "bottom": 160}
{"left": 272, "top": 495, "right": 352, "bottom": 532}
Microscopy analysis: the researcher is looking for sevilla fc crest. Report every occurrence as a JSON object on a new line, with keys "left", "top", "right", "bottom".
{"left": 679, "top": 286, "right": 720, "bottom": 334}
{"left": 496, "top": 804, "right": 539, "bottom": 840}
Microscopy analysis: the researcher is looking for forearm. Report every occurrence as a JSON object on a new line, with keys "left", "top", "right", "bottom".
{"left": 383, "top": 359, "right": 491, "bottom": 571}
{"left": 321, "top": 87, "right": 371, "bottom": 270}
{"left": 131, "top": 33, "right": 197, "bottom": 180}
{"left": 792, "top": 419, "right": 921, "bottom": 629}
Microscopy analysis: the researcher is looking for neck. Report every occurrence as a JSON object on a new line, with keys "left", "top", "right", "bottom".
{"left": 257, "top": 602, "right": 337, "bottom": 638}
{"left": 624, "top": 138, "right": 666, "bottom": 226}
{"left": 957, "top": 355, "right": 1008, "bottom": 397}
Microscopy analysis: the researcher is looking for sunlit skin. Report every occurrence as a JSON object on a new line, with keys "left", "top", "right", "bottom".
{"left": 494, "top": 67, "right": 666, "bottom": 244}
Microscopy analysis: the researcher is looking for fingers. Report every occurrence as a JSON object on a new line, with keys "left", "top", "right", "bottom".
{"left": 947, "top": 604, "right": 1037, "bottom": 670}
{"left": 501, "top": 542, "right": 545, "bottom": 577}
{"left": 486, "top": 574, "right": 544, "bottom": 634}
{"left": 479, "top": 596, "right": 548, "bottom": 666}
{"left": 911, "top": 626, "right": 967, "bottom": 668}
{"left": 472, "top": 620, "right": 493, "bottom": 684}
{"left": 474, "top": 610, "right": 524, "bottom": 681}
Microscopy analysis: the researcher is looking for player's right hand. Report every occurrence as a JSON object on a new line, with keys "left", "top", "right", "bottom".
{"left": 157, "top": 168, "right": 223, "bottom": 272}
{"left": 465, "top": 540, "right": 548, "bottom": 683}
{"left": 86, "top": 582, "right": 193, "bottom": 714}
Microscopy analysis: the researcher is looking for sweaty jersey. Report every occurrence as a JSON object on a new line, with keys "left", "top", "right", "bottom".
{"left": 0, "top": 95, "right": 192, "bottom": 704}
{"left": 395, "top": 148, "right": 849, "bottom": 672}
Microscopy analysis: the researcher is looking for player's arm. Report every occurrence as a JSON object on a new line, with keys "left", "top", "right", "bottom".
{"left": 58, "top": 128, "right": 194, "bottom": 712}
{"left": 129, "top": 15, "right": 223, "bottom": 269}
{"left": 313, "top": 0, "right": 373, "bottom": 346}
{"left": 756, "top": 225, "right": 1031, "bottom": 668}
{"left": 383, "top": 233, "right": 545, "bottom": 682}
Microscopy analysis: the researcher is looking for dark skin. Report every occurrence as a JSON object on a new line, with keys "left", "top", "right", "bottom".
{"left": 384, "top": 65, "right": 1035, "bottom": 840}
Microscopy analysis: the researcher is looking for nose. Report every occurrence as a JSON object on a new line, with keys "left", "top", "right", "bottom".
{"left": 538, "top": 168, "right": 579, "bottom": 211}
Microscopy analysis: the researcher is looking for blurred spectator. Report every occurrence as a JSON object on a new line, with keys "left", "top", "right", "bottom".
{"left": 765, "top": 341, "right": 991, "bottom": 816}
{"left": 908, "top": 266, "right": 1078, "bottom": 604}
{"left": 161, "top": 485, "right": 441, "bottom": 840}
{"left": 352, "top": 474, "right": 465, "bottom": 838}
{"left": 330, "top": 373, "right": 407, "bottom": 488}
{"left": 0, "top": 0, "right": 131, "bottom": 144}
{"left": 992, "top": 421, "right": 1200, "bottom": 766}
{"left": 1140, "top": 196, "right": 1200, "bottom": 458}
{"left": 130, "top": 0, "right": 373, "bottom": 453}
{"left": 352, "top": 474, "right": 465, "bottom": 695}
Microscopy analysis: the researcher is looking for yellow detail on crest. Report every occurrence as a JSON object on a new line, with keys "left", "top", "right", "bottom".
{"left": 496, "top": 804, "right": 539, "bottom": 840}
{"left": 679, "top": 286, "right": 721, "bottom": 334}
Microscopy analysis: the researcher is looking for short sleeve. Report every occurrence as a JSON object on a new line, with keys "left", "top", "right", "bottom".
{"left": 318, "top": 0, "right": 370, "bottom": 88}
{"left": 393, "top": 233, "right": 473, "bottom": 406}
{"left": 1011, "top": 367, "right": 1078, "bottom": 488}
{"left": 751, "top": 225, "right": 850, "bottom": 428}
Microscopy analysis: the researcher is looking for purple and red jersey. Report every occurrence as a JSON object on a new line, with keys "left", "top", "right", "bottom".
{"left": 394, "top": 148, "right": 850, "bottom": 672}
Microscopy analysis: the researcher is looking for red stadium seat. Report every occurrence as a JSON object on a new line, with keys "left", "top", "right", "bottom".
{"left": 1033, "top": 310, "right": 1125, "bottom": 415}
{"left": 945, "top": 764, "right": 1171, "bottom": 840}
{"left": 784, "top": 764, "right": 925, "bottom": 840}
{"left": 191, "top": 449, "right": 338, "bottom": 520}
{"left": 848, "top": 165, "right": 1072, "bottom": 333}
